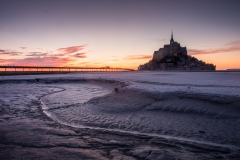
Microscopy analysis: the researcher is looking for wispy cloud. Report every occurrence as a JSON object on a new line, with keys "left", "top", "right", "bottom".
{"left": 0, "top": 50, "right": 22, "bottom": 56}
{"left": 26, "top": 52, "right": 49, "bottom": 57}
{"left": 0, "top": 44, "right": 90, "bottom": 66}
{"left": 125, "top": 55, "right": 152, "bottom": 60}
{"left": 189, "top": 40, "right": 240, "bottom": 55}
{"left": 73, "top": 53, "right": 87, "bottom": 58}
{"left": 57, "top": 45, "right": 87, "bottom": 55}
{"left": 227, "top": 40, "right": 240, "bottom": 46}
{"left": 78, "top": 62, "right": 90, "bottom": 64}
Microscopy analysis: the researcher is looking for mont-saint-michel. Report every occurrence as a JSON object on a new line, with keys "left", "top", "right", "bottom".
{"left": 139, "top": 33, "right": 216, "bottom": 71}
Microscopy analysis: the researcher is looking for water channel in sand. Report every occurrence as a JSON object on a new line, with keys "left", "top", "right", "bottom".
{"left": 39, "top": 79, "right": 240, "bottom": 149}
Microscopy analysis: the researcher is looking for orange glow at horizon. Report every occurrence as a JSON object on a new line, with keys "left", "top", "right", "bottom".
{"left": 2, "top": 53, "right": 240, "bottom": 70}
{"left": 193, "top": 51, "right": 240, "bottom": 70}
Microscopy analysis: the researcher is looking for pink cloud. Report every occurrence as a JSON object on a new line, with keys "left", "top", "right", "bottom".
{"left": 0, "top": 44, "right": 89, "bottom": 66}
{"left": 189, "top": 40, "right": 240, "bottom": 55}
{"left": 20, "top": 47, "right": 27, "bottom": 50}
{"left": 57, "top": 45, "right": 87, "bottom": 55}
{"left": 0, "top": 57, "right": 74, "bottom": 66}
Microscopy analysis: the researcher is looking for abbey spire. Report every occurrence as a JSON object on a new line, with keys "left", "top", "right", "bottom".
{"left": 170, "top": 31, "right": 174, "bottom": 44}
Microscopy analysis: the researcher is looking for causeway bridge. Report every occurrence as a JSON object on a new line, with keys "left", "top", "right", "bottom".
{"left": 0, "top": 65, "right": 135, "bottom": 72}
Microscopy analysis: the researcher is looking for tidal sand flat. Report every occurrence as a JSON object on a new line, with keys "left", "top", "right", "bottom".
{"left": 0, "top": 72, "right": 240, "bottom": 159}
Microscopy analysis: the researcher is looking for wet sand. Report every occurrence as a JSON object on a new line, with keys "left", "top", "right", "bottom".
{"left": 1, "top": 74, "right": 240, "bottom": 160}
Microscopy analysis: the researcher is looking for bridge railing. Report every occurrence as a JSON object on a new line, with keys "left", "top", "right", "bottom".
{"left": 0, "top": 65, "right": 134, "bottom": 72}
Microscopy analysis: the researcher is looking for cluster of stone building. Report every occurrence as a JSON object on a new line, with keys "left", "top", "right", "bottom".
{"left": 138, "top": 33, "right": 216, "bottom": 71}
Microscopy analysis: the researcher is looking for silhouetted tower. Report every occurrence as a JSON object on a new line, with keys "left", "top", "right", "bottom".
{"left": 170, "top": 31, "right": 174, "bottom": 44}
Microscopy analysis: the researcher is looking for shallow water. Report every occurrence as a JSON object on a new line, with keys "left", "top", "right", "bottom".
{"left": 41, "top": 82, "right": 112, "bottom": 125}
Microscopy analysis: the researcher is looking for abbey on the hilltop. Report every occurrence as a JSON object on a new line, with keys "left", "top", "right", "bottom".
{"left": 153, "top": 32, "right": 187, "bottom": 63}
{"left": 138, "top": 32, "right": 215, "bottom": 70}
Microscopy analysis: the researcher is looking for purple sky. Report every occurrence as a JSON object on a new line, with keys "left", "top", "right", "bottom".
{"left": 1, "top": 0, "right": 240, "bottom": 69}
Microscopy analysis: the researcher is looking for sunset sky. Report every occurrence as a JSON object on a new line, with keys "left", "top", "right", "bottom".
{"left": 0, "top": 0, "right": 240, "bottom": 70}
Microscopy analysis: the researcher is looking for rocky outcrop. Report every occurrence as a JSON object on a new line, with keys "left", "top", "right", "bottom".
{"left": 139, "top": 54, "right": 216, "bottom": 70}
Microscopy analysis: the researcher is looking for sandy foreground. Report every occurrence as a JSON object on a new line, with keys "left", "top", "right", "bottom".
{"left": 0, "top": 72, "right": 240, "bottom": 160}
